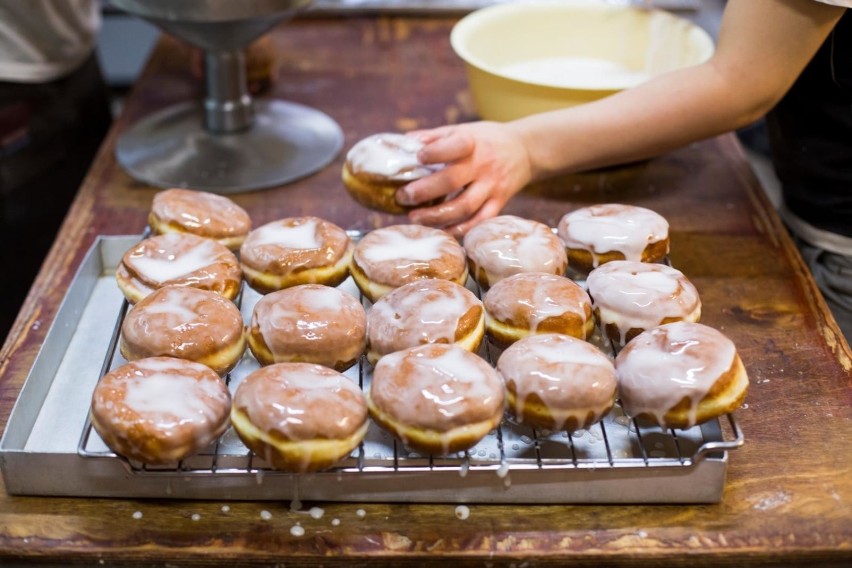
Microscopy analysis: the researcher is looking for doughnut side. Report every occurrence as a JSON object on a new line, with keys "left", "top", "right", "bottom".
{"left": 505, "top": 388, "right": 612, "bottom": 432}
{"left": 241, "top": 247, "right": 351, "bottom": 294}
{"left": 656, "top": 354, "right": 749, "bottom": 429}
{"left": 148, "top": 213, "right": 247, "bottom": 251}
{"left": 231, "top": 406, "right": 369, "bottom": 472}
{"left": 342, "top": 163, "right": 410, "bottom": 215}
{"left": 120, "top": 332, "right": 247, "bottom": 376}
{"left": 246, "top": 329, "right": 362, "bottom": 372}
{"left": 598, "top": 308, "right": 702, "bottom": 347}
{"left": 485, "top": 309, "right": 595, "bottom": 348}
{"left": 89, "top": 408, "right": 230, "bottom": 465}
{"left": 366, "top": 393, "right": 503, "bottom": 456}
{"left": 566, "top": 238, "right": 670, "bottom": 273}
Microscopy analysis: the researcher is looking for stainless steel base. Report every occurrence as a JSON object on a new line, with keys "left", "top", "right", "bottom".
{"left": 115, "top": 99, "right": 343, "bottom": 193}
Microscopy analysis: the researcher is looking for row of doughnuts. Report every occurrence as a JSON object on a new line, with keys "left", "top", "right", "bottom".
{"left": 93, "top": 185, "right": 746, "bottom": 474}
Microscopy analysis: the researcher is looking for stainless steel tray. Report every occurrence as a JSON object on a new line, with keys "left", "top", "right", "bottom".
{"left": 0, "top": 235, "right": 742, "bottom": 503}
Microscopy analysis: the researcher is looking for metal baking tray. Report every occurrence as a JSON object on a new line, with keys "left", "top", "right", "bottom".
{"left": 0, "top": 234, "right": 742, "bottom": 503}
{"left": 307, "top": 0, "right": 701, "bottom": 17}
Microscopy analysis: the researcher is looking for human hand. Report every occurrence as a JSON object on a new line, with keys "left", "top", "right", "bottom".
{"left": 398, "top": 121, "right": 533, "bottom": 236}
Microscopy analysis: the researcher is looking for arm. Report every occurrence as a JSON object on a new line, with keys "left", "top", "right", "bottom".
{"left": 402, "top": 0, "right": 845, "bottom": 235}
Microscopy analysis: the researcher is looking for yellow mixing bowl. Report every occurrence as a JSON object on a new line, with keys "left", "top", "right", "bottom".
{"left": 451, "top": 0, "right": 715, "bottom": 121}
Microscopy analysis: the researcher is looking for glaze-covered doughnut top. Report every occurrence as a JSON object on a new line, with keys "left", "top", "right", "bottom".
{"left": 120, "top": 233, "right": 241, "bottom": 291}
{"left": 345, "top": 133, "right": 439, "bottom": 181}
{"left": 151, "top": 188, "right": 251, "bottom": 239}
{"left": 557, "top": 204, "right": 669, "bottom": 260}
{"left": 240, "top": 217, "right": 350, "bottom": 273}
{"left": 497, "top": 334, "right": 616, "bottom": 428}
{"left": 121, "top": 286, "right": 243, "bottom": 360}
{"left": 353, "top": 224, "right": 466, "bottom": 286}
{"left": 233, "top": 363, "right": 367, "bottom": 441}
{"left": 367, "top": 279, "right": 482, "bottom": 354}
{"left": 463, "top": 215, "right": 568, "bottom": 281}
{"left": 370, "top": 344, "right": 505, "bottom": 432}
{"left": 587, "top": 260, "right": 700, "bottom": 337}
{"left": 251, "top": 284, "right": 366, "bottom": 358}
{"left": 615, "top": 321, "right": 738, "bottom": 427}
{"left": 484, "top": 272, "right": 592, "bottom": 331}
{"left": 91, "top": 357, "right": 231, "bottom": 442}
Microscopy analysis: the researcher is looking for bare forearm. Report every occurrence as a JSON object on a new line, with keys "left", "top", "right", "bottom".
{"left": 511, "top": 0, "right": 844, "bottom": 179}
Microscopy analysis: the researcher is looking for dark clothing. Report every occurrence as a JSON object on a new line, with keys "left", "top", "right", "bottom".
{"left": 766, "top": 10, "right": 852, "bottom": 238}
{"left": 0, "top": 54, "right": 112, "bottom": 340}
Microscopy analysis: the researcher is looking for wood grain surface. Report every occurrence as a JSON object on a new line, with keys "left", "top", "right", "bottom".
{"left": 0, "top": 15, "right": 850, "bottom": 567}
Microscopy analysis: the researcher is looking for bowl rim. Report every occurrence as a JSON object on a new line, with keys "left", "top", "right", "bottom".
{"left": 450, "top": 0, "right": 715, "bottom": 91}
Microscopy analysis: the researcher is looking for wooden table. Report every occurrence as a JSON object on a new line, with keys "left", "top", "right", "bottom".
{"left": 1, "top": 14, "right": 850, "bottom": 567}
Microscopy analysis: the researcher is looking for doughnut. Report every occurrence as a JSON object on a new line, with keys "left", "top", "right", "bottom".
{"left": 615, "top": 321, "right": 749, "bottom": 429}
{"left": 367, "top": 344, "right": 505, "bottom": 455}
{"left": 496, "top": 334, "right": 617, "bottom": 431}
{"left": 247, "top": 284, "right": 366, "bottom": 371}
{"left": 89, "top": 357, "right": 231, "bottom": 464}
{"left": 463, "top": 215, "right": 568, "bottom": 289}
{"left": 586, "top": 260, "right": 702, "bottom": 346}
{"left": 149, "top": 188, "right": 251, "bottom": 250}
{"left": 239, "top": 216, "right": 352, "bottom": 294}
{"left": 483, "top": 272, "right": 594, "bottom": 348}
{"left": 557, "top": 204, "right": 670, "bottom": 273}
{"left": 116, "top": 233, "right": 242, "bottom": 304}
{"left": 231, "top": 363, "right": 368, "bottom": 472}
{"left": 120, "top": 286, "right": 246, "bottom": 376}
{"left": 341, "top": 132, "right": 441, "bottom": 214}
{"left": 351, "top": 224, "right": 468, "bottom": 303}
{"left": 366, "top": 279, "right": 485, "bottom": 365}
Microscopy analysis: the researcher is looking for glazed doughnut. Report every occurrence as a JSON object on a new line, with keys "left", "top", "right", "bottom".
{"left": 239, "top": 216, "right": 352, "bottom": 294}
{"left": 463, "top": 215, "right": 568, "bottom": 289}
{"left": 247, "top": 284, "right": 366, "bottom": 371}
{"left": 483, "top": 272, "right": 594, "bottom": 348}
{"left": 116, "top": 233, "right": 242, "bottom": 304}
{"left": 149, "top": 188, "right": 251, "bottom": 250}
{"left": 615, "top": 321, "right": 749, "bottom": 429}
{"left": 120, "top": 286, "right": 246, "bottom": 375}
{"left": 496, "top": 334, "right": 617, "bottom": 431}
{"left": 557, "top": 204, "right": 670, "bottom": 273}
{"left": 586, "top": 260, "right": 701, "bottom": 346}
{"left": 231, "top": 363, "right": 368, "bottom": 472}
{"left": 90, "top": 357, "right": 231, "bottom": 464}
{"left": 366, "top": 279, "right": 485, "bottom": 365}
{"left": 367, "top": 344, "right": 505, "bottom": 455}
{"left": 341, "top": 132, "right": 441, "bottom": 214}
{"left": 351, "top": 224, "right": 468, "bottom": 303}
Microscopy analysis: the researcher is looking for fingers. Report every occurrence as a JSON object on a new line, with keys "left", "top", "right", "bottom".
{"left": 397, "top": 162, "right": 471, "bottom": 206}
{"left": 408, "top": 180, "right": 495, "bottom": 229}
{"left": 417, "top": 131, "right": 475, "bottom": 165}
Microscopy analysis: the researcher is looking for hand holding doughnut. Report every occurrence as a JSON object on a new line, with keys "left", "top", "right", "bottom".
{"left": 400, "top": 122, "right": 533, "bottom": 236}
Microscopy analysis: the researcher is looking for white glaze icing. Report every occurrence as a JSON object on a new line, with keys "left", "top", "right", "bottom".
{"left": 347, "top": 133, "right": 437, "bottom": 180}
{"left": 153, "top": 189, "right": 250, "bottom": 236}
{"left": 128, "top": 234, "right": 223, "bottom": 284}
{"left": 367, "top": 279, "right": 481, "bottom": 356}
{"left": 371, "top": 344, "right": 504, "bottom": 433}
{"left": 252, "top": 284, "right": 366, "bottom": 361}
{"left": 587, "top": 260, "right": 701, "bottom": 345}
{"left": 557, "top": 204, "right": 669, "bottom": 266}
{"left": 497, "top": 334, "right": 616, "bottom": 430}
{"left": 463, "top": 215, "right": 567, "bottom": 283}
{"left": 615, "top": 321, "right": 737, "bottom": 428}
{"left": 248, "top": 218, "right": 322, "bottom": 249}
{"left": 484, "top": 272, "right": 591, "bottom": 333}
{"left": 235, "top": 363, "right": 367, "bottom": 441}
